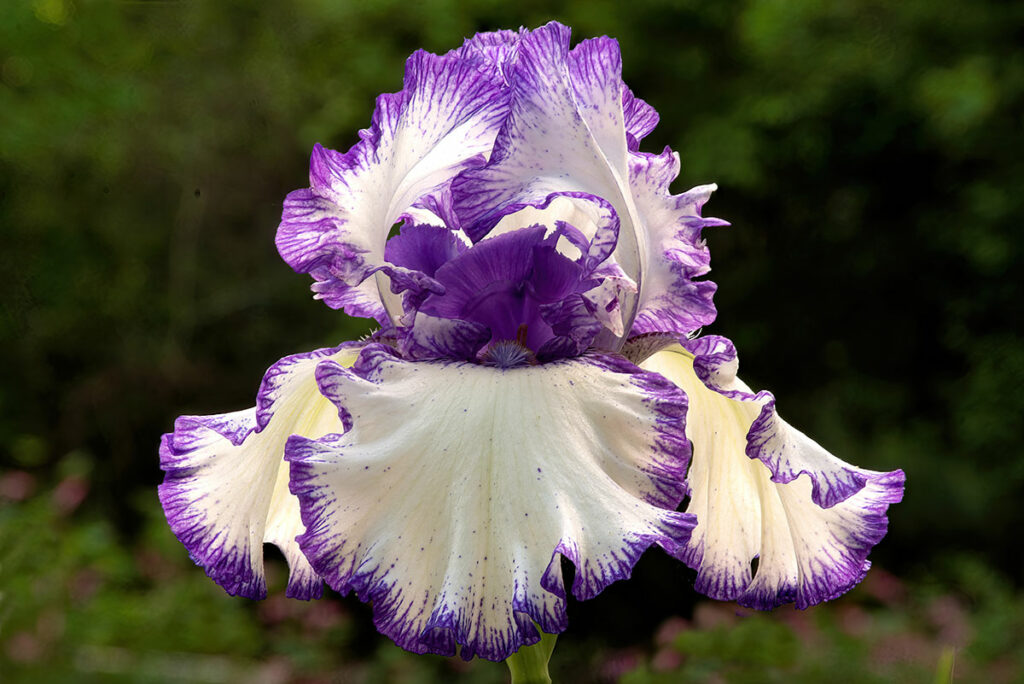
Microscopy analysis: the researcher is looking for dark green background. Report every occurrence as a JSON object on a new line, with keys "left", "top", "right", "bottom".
{"left": 2, "top": 0, "right": 1021, "bottom": 681}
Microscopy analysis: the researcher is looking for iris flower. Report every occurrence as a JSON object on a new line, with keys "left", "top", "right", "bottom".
{"left": 159, "top": 22, "right": 904, "bottom": 663}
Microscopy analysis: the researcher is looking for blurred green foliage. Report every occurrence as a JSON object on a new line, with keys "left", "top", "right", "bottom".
{"left": 1, "top": 0, "right": 1022, "bottom": 680}
{"left": 0, "top": 477, "right": 513, "bottom": 682}
{"left": 623, "top": 555, "right": 1024, "bottom": 683}
{"left": 2, "top": 478, "right": 1021, "bottom": 681}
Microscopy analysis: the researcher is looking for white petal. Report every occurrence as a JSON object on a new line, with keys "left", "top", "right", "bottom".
{"left": 276, "top": 50, "right": 510, "bottom": 323}
{"left": 491, "top": 196, "right": 597, "bottom": 261}
{"left": 158, "top": 345, "right": 361, "bottom": 599}
{"left": 286, "top": 345, "right": 694, "bottom": 660}
{"left": 641, "top": 339, "right": 904, "bottom": 609}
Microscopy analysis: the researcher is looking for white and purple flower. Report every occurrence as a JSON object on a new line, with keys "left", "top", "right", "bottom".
{"left": 159, "top": 23, "right": 904, "bottom": 662}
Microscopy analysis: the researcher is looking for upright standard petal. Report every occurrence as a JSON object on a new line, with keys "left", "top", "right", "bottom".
{"left": 446, "top": 28, "right": 522, "bottom": 82}
{"left": 453, "top": 24, "right": 633, "bottom": 245}
{"left": 622, "top": 86, "right": 659, "bottom": 151}
{"left": 625, "top": 151, "right": 726, "bottom": 336}
{"left": 158, "top": 345, "right": 361, "bottom": 599}
{"left": 451, "top": 22, "right": 723, "bottom": 339}
{"left": 286, "top": 345, "right": 694, "bottom": 660}
{"left": 276, "top": 48, "right": 510, "bottom": 323}
{"left": 641, "top": 338, "right": 904, "bottom": 609}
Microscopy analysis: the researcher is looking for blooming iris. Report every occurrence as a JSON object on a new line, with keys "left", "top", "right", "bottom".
{"left": 159, "top": 23, "right": 904, "bottom": 662}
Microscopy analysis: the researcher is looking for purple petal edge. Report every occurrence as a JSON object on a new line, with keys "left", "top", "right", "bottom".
{"left": 681, "top": 335, "right": 901, "bottom": 509}
{"left": 256, "top": 342, "right": 363, "bottom": 431}
{"left": 158, "top": 411, "right": 267, "bottom": 599}
{"left": 670, "top": 334, "right": 905, "bottom": 609}
{"left": 744, "top": 469, "right": 906, "bottom": 611}
{"left": 158, "top": 343, "right": 369, "bottom": 601}
{"left": 628, "top": 152, "right": 726, "bottom": 337}
{"left": 588, "top": 353, "right": 693, "bottom": 512}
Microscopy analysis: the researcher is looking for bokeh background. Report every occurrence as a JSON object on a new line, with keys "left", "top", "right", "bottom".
{"left": 2, "top": 0, "right": 1022, "bottom": 681}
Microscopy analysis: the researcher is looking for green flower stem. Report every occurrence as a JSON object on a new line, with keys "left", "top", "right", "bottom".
{"left": 505, "top": 631, "right": 557, "bottom": 684}
{"left": 934, "top": 647, "right": 956, "bottom": 684}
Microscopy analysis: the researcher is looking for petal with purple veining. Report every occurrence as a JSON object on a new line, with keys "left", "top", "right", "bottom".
{"left": 451, "top": 22, "right": 722, "bottom": 338}
{"left": 277, "top": 49, "right": 510, "bottom": 323}
{"left": 286, "top": 345, "right": 694, "bottom": 660}
{"left": 158, "top": 344, "right": 361, "bottom": 600}
{"left": 641, "top": 339, "right": 904, "bottom": 609}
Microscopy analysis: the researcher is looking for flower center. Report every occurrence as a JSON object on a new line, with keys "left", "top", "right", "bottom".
{"left": 385, "top": 223, "right": 616, "bottom": 363}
